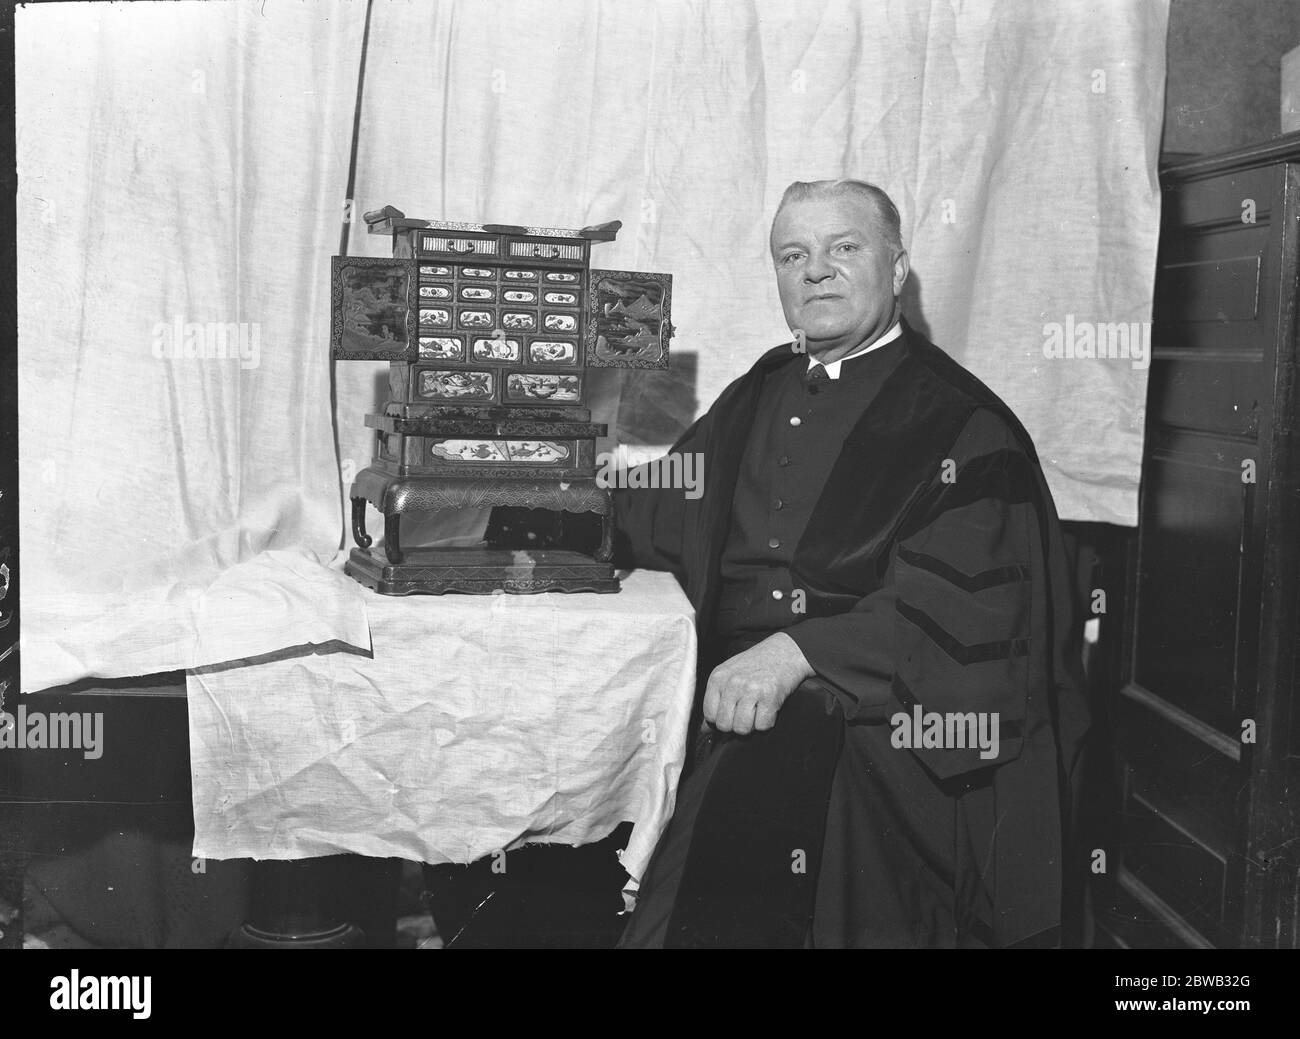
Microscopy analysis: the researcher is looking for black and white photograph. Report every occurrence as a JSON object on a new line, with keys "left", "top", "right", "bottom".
{"left": 1, "top": 0, "right": 1298, "bottom": 1009}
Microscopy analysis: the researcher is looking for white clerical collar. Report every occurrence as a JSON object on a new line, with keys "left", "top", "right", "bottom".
{"left": 806, "top": 320, "right": 903, "bottom": 380}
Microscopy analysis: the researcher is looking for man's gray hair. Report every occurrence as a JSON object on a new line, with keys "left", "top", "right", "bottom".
{"left": 773, "top": 179, "right": 904, "bottom": 253}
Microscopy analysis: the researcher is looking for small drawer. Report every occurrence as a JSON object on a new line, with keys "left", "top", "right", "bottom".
{"left": 501, "top": 311, "right": 537, "bottom": 331}
{"left": 506, "top": 236, "right": 587, "bottom": 265}
{"left": 543, "top": 270, "right": 581, "bottom": 284}
{"left": 471, "top": 336, "right": 522, "bottom": 363}
{"left": 428, "top": 438, "right": 576, "bottom": 465}
{"left": 415, "top": 232, "right": 500, "bottom": 258}
{"left": 459, "top": 285, "right": 496, "bottom": 301}
{"left": 542, "top": 289, "right": 580, "bottom": 306}
{"left": 418, "top": 264, "right": 453, "bottom": 277}
{"left": 459, "top": 266, "right": 496, "bottom": 279}
{"left": 417, "top": 335, "right": 465, "bottom": 362}
{"left": 527, "top": 338, "right": 578, "bottom": 366}
{"left": 502, "top": 269, "right": 539, "bottom": 281}
{"left": 416, "top": 369, "right": 496, "bottom": 402}
{"left": 418, "top": 307, "right": 452, "bottom": 328}
{"left": 505, "top": 371, "right": 582, "bottom": 404}
{"left": 542, "top": 312, "right": 578, "bottom": 333}
{"left": 502, "top": 288, "right": 538, "bottom": 304}
{"left": 418, "top": 284, "right": 453, "bottom": 301}
{"left": 457, "top": 309, "right": 495, "bottom": 329}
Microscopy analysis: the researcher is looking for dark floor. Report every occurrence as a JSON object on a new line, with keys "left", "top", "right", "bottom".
{"left": 14, "top": 797, "right": 632, "bottom": 949}
{"left": 423, "top": 824, "right": 633, "bottom": 949}
{"left": 10, "top": 672, "right": 637, "bottom": 949}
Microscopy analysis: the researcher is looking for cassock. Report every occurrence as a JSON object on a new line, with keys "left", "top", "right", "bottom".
{"left": 612, "top": 317, "right": 1090, "bottom": 949}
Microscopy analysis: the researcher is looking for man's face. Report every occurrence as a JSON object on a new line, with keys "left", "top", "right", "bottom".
{"left": 770, "top": 195, "right": 908, "bottom": 355}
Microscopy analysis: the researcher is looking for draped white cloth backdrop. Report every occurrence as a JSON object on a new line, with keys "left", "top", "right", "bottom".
{"left": 19, "top": 0, "right": 1168, "bottom": 689}
{"left": 18, "top": 1, "right": 371, "bottom": 690}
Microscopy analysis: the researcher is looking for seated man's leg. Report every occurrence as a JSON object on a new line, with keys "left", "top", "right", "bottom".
{"left": 618, "top": 681, "right": 845, "bottom": 949}
{"left": 812, "top": 722, "right": 995, "bottom": 949}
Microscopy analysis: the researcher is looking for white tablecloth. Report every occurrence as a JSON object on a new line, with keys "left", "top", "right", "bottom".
{"left": 186, "top": 566, "right": 696, "bottom": 886}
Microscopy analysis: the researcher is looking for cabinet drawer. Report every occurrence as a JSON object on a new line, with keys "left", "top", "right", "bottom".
{"left": 417, "top": 307, "right": 452, "bottom": 329}
{"left": 506, "top": 235, "right": 586, "bottom": 265}
{"left": 526, "top": 338, "right": 578, "bottom": 365}
{"left": 470, "top": 336, "right": 522, "bottom": 363}
{"left": 541, "top": 269, "right": 582, "bottom": 284}
{"left": 427, "top": 438, "right": 577, "bottom": 466}
{"left": 414, "top": 231, "right": 501, "bottom": 258}
{"left": 505, "top": 371, "right": 582, "bottom": 404}
{"left": 416, "top": 335, "right": 465, "bottom": 363}
{"left": 542, "top": 312, "right": 578, "bottom": 333}
{"left": 415, "top": 369, "right": 497, "bottom": 403}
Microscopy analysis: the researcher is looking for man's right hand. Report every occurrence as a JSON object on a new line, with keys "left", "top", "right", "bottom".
{"left": 703, "top": 632, "right": 816, "bottom": 736}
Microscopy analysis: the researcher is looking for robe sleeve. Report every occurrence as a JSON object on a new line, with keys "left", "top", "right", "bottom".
{"left": 785, "top": 407, "right": 1045, "bottom": 781}
{"left": 610, "top": 412, "right": 711, "bottom": 578}
{"left": 780, "top": 575, "right": 896, "bottom": 712}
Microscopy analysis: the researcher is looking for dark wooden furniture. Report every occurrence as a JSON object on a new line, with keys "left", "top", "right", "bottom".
{"left": 333, "top": 208, "right": 673, "bottom": 595}
{"left": 1099, "top": 133, "right": 1300, "bottom": 948}
{"left": 15, "top": 680, "right": 252, "bottom": 948}
{"left": 14, "top": 677, "right": 400, "bottom": 949}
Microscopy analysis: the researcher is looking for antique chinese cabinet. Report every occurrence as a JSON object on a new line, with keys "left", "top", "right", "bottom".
{"left": 330, "top": 206, "right": 673, "bottom": 595}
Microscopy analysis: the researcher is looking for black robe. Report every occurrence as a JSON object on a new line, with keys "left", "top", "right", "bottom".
{"left": 612, "top": 319, "right": 1090, "bottom": 948}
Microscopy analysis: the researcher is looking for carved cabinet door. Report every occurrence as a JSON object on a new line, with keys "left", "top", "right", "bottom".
{"left": 584, "top": 269, "right": 673, "bottom": 369}
{"left": 330, "top": 256, "right": 419, "bottom": 362}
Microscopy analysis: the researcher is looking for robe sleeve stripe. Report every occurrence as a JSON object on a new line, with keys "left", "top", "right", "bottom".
{"left": 895, "top": 545, "right": 1030, "bottom": 592}
{"left": 896, "top": 598, "right": 1031, "bottom": 665}
{"left": 899, "top": 449, "right": 1036, "bottom": 542}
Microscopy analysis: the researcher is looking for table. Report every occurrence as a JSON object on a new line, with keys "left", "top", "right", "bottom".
{"left": 187, "top": 568, "right": 697, "bottom": 904}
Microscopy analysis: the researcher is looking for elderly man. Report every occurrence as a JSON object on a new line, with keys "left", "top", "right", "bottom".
{"left": 613, "top": 179, "right": 1089, "bottom": 949}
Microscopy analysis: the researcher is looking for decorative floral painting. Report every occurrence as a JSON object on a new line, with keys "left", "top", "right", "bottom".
{"left": 507, "top": 373, "right": 580, "bottom": 402}
{"left": 528, "top": 340, "right": 575, "bottom": 364}
{"left": 336, "top": 262, "right": 409, "bottom": 357}
{"left": 429, "top": 439, "right": 571, "bottom": 463}
{"left": 418, "top": 337, "right": 464, "bottom": 361}
{"left": 589, "top": 272, "right": 671, "bottom": 366}
{"left": 418, "top": 370, "right": 494, "bottom": 400}
{"left": 472, "top": 337, "right": 521, "bottom": 362}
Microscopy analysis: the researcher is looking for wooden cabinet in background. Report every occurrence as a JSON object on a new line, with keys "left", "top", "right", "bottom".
{"left": 1100, "top": 133, "right": 1300, "bottom": 948}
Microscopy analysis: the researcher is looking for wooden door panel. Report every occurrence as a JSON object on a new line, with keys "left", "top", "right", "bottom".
{"left": 1145, "top": 356, "right": 1262, "bottom": 436}
{"left": 1153, "top": 169, "right": 1282, "bottom": 354}
{"left": 1106, "top": 874, "right": 1212, "bottom": 949}
{"left": 1112, "top": 138, "right": 1300, "bottom": 948}
{"left": 1153, "top": 253, "right": 1261, "bottom": 326}
{"left": 1116, "top": 690, "right": 1248, "bottom": 855}
{"left": 1162, "top": 166, "right": 1281, "bottom": 229}
{"left": 1124, "top": 795, "right": 1231, "bottom": 943}
{"left": 1134, "top": 439, "right": 1256, "bottom": 728}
